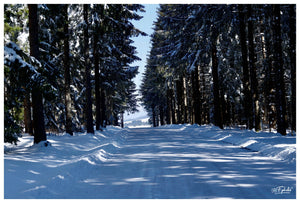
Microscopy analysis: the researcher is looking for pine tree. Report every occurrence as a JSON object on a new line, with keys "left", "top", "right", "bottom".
{"left": 4, "top": 4, "right": 33, "bottom": 136}
{"left": 28, "top": 4, "right": 47, "bottom": 144}
{"left": 37, "top": 4, "right": 68, "bottom": 133}
{"left": 92, "top": 5, "right": 104, "bottom": 130}
{"left": 24, "top": 92, "right": 33, "bottom": 135}
{"left": 4, "top": 42, "right": 25, "bottom": 144}
{"left": 238, "top": 4, "right": 253, "bottom": 129}
{"left": 272, "top": 5, "right": 287, "bottom": 135}
{"left": 211, "top": 24, "right": 223, "bottom": 129}
{"left": 247, "top": 5, "right": 261, "bottom": 131}
{"left": 191, "top": 67, "right": 201, "bottom": 124}
{"left": 288, "top": 5, "right": 296, "bottom": 133}
{"left": 93, "top": 4, "right": 144, "bottom": 126}
{"left": 83, "top": 4, "right": 94, "bottom": 134}
{"left": 63, "top": 4, "right": 73, "bottom": 135}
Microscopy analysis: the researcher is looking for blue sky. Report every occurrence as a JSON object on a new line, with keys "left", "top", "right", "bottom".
{"left": 131, "top": 4, "right": 159, "bottom": 89}
{"left": 124, "top": 4, "right": 159, "bottom": 121}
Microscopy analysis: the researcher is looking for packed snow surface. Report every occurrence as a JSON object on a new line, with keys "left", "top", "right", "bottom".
{"left": 4, "top": 125, "right": 296, "bottom": 199}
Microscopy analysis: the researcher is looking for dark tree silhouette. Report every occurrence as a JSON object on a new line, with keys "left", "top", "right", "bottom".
{"left": 28, "top": 4, "right": 47, "bottom": 144}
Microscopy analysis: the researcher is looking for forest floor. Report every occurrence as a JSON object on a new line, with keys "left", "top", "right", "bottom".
{"left": 4, "top": 125, "right": 296, "bottom": 199}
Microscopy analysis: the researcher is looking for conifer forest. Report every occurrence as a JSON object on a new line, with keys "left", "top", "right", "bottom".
{"left": 4, "top": 4, "right": 146, "bottom": 144}
{"left": 140, "top": 4, "right": 296, "bottom": 135}
{"left": 4, "top": 4, "right": 296, "bottom": 145}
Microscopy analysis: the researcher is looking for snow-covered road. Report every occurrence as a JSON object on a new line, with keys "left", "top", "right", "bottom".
{"left": 4, "top": 126, "right": 296, "bottom": 198}
{"left": 94, "top": 127, "right": 296, "bottom": 198}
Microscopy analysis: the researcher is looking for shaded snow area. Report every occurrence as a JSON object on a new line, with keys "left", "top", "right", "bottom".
{"left": 4, "top": 125, "right": 296, "bottom": 199}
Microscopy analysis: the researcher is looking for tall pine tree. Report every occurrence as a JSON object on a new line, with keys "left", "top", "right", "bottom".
{"left": 28, "top": 4, "right": 47, "bottom": 144}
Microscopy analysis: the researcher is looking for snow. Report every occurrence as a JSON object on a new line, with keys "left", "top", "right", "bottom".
{"left": 124, "top": 116, "right": 150, "bottom": 128}
{"left": 189, "top": 49, "right": 201, "bottom": 72}
{"left": 197, "top": 126, "right": 296, "bottom": 163}
{"left": 4, "top": 125, "right": 296, "bottom": 199}
{"left": 4, "top": 42, "right": 40, "bottom": 77}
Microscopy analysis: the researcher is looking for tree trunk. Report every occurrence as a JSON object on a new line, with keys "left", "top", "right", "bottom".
{"left": 262, "top": 5, "right": 276, "bottom": 131}
{"left": 200, "top": 65, "right": 209, "bottom": 124}
{"left": 211, "top": 28, "right": 223, "bottom": 129}
{"left": 191, "top": 67, "right": 201, "bottom": 125}
{"left": 113, "top": 114, "right": 118, "bottom": 126}
{"left": 28, "top": 4, "right": 47, "bottom": 144}
{"left": 273, "top": 5, "right": 287, "bottom": 135}
{"left": 121, "top": 112, "right": 124, "bottom": 128}
{"left": 83, "top": 4, "right": 94, "bottom": 134}
{"left": 156, "top": 113, "right": 159, "bottom": 127}
{"left": 94, "top": 5, "right": 104, "bottom": 131}
{"left": 94, "top": 30, "right": 101, "bottom": 130}
{"left": 247, "top": 5, "right": 261, "bottom": 131}
{"left": 289, "top": 4, "right": 296, "bottom": 132}
{"left": 152, "top": 106, "right": 156, "bottom": 127}
{"left": 159, "top": 105, "right": 164, "bottom": 126}
{"left": 183, "top": 77, "right": 188, "bottom": 123}
{"left": 238, "top": 4, "right": 253, "bottom": 129}
{"left": 166, "top": 86, "right": 171, "bottom": 124}
{"left": 24, "top": 93, "right": 33, "bottom": 135}
{"left": 175, "top": 78, "right": 184, "bottom": 124}
{"left": 63, "top": 4, "right": 73, "bottom": 136}
{"left": 220, "top": 88, "right": 226, "bottom": 126}
{"left": 100, "top": 88, "right": 107, "bottom": 128}
{"left": 170, "top": 86, "right": 176, "bottom": 124}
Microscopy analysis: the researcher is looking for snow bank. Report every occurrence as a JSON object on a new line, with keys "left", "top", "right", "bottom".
{"left": 4, "top": 126, "right": 128, "bottom": 198}
{"left": 5, "top": 125, "right": 295, "bottom": 164}
{"left": 159, "top": 124, "right": 296, "bottom": 163}
{"left": 214, "top": 131, "right": 296, "bottom": 163}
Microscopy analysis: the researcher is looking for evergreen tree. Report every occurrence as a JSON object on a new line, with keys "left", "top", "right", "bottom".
{"left": 238, "top": 4, "right": 252, "bottom": 129}
{"left": 211, "top": 24, "right": 223, "bottom": 129}
{"left": 63, "top": 4, "right": 73, "bottom": 135}
{"left": 28, "top": 4, "right": 47, "bottom": 144}
{"left": 247, "top": 5, "right": 260, "bottom": 131}
{"left": 83, "top": 4, "right": 94, "bottom": 134}
{"left": 288, "top": 5, "right": 296, "bottom": 133}
{"left": 272, "top": 5, "right": 287, "bottom": 135}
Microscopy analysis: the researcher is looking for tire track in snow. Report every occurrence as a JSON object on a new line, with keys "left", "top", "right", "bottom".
{"left": 105, "top": 127, "right": 296, "bottom": 198}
